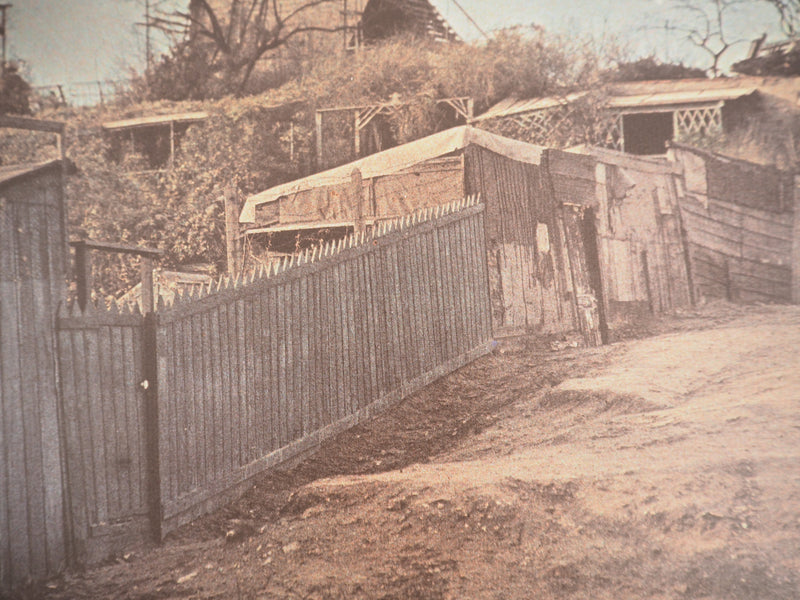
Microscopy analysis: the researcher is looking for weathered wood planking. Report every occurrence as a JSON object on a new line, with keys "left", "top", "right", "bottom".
{"left": 463, "top": 145, "right": 583, "bottom": 339}
{"left": 1, "top": 164, "right": 68, "bottom": 590}
{"left": 673, "top": 145, "right": 795, "bottom": 304}
{"left": 154, "top": 204, "right": 492, "bottom": 533}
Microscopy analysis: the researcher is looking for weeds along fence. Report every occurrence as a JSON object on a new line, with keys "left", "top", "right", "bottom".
{"left": 57, "top": 196, "right": 492, "bottom": 561}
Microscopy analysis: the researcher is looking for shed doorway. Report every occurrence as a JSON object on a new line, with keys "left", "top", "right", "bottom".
{"left": 623, "top": 112, "right": 674, "bottom": 155}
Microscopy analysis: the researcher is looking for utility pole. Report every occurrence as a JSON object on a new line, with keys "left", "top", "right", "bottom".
{"left": 0, "top": 4, "right": 12, "bottom": 76}
{"left": 145, "top": 0, "right": 151, "bottom": 75}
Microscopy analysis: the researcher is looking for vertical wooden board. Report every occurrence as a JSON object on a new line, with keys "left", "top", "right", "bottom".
{"left": 30, "top": 215, "right": 65, "bottom": 573}
{"left": 108, "top": 325, "right": 131, "bottom": 518}
{"left": 363, "top": 251, "right": 380, "bottom": 402}
{"left": 411, "top": 233, "right": 428, "bottom": 376}
{"left": 433, "top": 224, "right": 453, "bottom": 360}
{"left": 229, "top": 298, "right": 242, "bottom": 467}
{"left": 318, "top": 267, "right": 333, "bottom": 426}
{"left": 196, "top": 310, "right": 208, "bottom": 486}
{"left": 276, "top": 284, "right": 289, "bottom": 446}
{"left": 268, "top": 285, "right": 281, "bottom": 451}
{"left": 373, "top": 248, "right": 392, "bottom": 397}
{"left": 408, "top": 233, "right": 428, "bottom": 375}
{"left": 199, "top": 310, "right": 213, "bottom": 485}
{"left": 383, "top": 243, "right": 402, "bottom": 391}
{"left": 254, "top": 290, "right": 266, "bottom": 456}
{"left": 430, "top": 226, "right": 449, "bottom": 359}
{"left": 444, "top": 223, "right": 464, "bottom": 358}
{"left": 311, "top": 269, "right": 323, "bottom": 432}
{"left": 393, "top": 238, "right": 411, "bottom": 381}
{"left": 166, "top": 319, "right": 181, "bottom": 502}
{"left": 84, "top": 325, "right": 108, "bottom": 527}
{"left": 125, "top": 325, "right": 146, "bottom": 514}
{"left": 185, "top": 312, "right": 206, "bottom": 490}
{"left": 353, "top": 255, "right": 369, "bottom": 409}
{"left": 430, "top": 225, "right": 450, "bottom": 362}
{"left": 253, "top": 293, "right": 265, "bottom": 455}
{"left": 468, "top": 214, "right": 489, "bottom": 343}
{"left": 444, "top": 223, "right": 464, "bottom": 355}
{"left": 461, "top": 217, "right": 478, "bottom": 349}
{"left": 215, "top": 303, "right": 230, "bottom": 477}
{"left": 208, "top": 306, "right": 222, "bottom": 479}
{"left": 304, "top": 271, "right": 316, "bottom": 434}
{"left": 299, "top": 275, "right": 311, "bottom": 435}
{"left": 0, "top": 244, "right": 29, "bottom": 582}
{"left": 55, "top": 329, "right": 86, "bottom": 561}
{"left": 339, "top": 257, "right": 354, "bottom": 416}
{"left": 420, "top": 230, "right": 437, "bottom": 370}
{"left": 332, "top": 262, "right": 347, "bottom": 421}
{"left": 459, "top": 218, "right": 478, "bottom": 347}
{"left": 338, "top": 259, "right": 354, "bottom": 417}
{"left": 99, "top": 324, "right": 120, "bottom": 520}
{"left": 238, "top": 297, "right": 251, "bottom": 464}
{"left": 175, "top": 316, "right": 190, "bottom": 496}
{"left": 471, "top": 214, "right": 487, "bottom": 343}
{"left": 289, "top": 278, "right": 302, "bottom": 441}
{"left": 283, "top": 282, "right": 294, "bottom": 443}
{"left": 360, "top": 252, "right": 376, "bottom": 407}
{"left": 14, "top": 204, "right": 48, "bottom": 578}
{"left": 240, "top": 298, "right": 252, "bottom": 464}
{"left": 455, "top": 218, "right": 475, "bottom": 348}
{"left": 228, "top": 298, "right": 242, "bottom": 468}
{"left": 399, "top": 238, "right": 419, "bottom": 379}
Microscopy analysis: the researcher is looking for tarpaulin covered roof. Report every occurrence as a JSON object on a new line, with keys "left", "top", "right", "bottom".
{"left": 240, "top": 126, "right": 545, "bottom": 223}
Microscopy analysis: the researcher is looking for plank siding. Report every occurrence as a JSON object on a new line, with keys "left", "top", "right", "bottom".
{"left": 671, "top": 145, "right": 794, "bottom": 303}
{"left": 0, "top": 164, "right": 68, "bottom": 590}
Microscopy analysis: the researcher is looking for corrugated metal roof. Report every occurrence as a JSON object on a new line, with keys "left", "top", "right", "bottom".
{"left": 474, "top": 78, "right": 769, "bottom": 122}
{"left": 240, "top": 126, "right": 546, "bottom": 223}
{"left": 606, "top": 87, "right": 757, "bottom": 109}
{"left": 102, "top": 111, "right": 209, "bottom": 132}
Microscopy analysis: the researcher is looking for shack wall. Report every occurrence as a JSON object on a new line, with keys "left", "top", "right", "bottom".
{"left": 669, "top": 144, "right": 794, "bottom": 303}
{"left": 0, "top": 164, "right": 68, "bottom": 589}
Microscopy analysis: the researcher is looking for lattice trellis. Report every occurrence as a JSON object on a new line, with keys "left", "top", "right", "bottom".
{"left": 675, "top": 105, "right": 722, "bottom": 138}
{"left": 597, "top": 112, "right": 624, "bottom": 151}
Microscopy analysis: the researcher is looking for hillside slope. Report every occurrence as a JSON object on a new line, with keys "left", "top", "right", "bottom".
{"left": 40, "top": 303, "right": 800, "bottom": 600}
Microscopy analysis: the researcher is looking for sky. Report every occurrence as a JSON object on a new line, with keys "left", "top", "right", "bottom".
{"left": 5, "top": 0, "right": 787, "bottom": 89}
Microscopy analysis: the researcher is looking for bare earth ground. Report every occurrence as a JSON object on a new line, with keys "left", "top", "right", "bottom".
{"left": 32, "top": 301, "right": 800, "bottom": 600}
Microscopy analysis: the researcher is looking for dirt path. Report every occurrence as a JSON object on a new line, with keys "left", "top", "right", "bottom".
{"left": 36, "top": 302, "right": 800, "bottom": 600}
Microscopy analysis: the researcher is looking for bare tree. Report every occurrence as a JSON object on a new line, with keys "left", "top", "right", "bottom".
{"left": 148, "top": 0, "right": 345, "bottom": 96}
{"left": 665, "top": 0, "right": 748, "bottom": 77}
{"left": 761, "top": 0, "right": 800, "bottom": 36}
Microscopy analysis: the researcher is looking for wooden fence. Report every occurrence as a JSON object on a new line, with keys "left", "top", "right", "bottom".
{"left": 55, "top": 197, "right": 492, "bottom": 559}
{"left": 670, "top": 145, "right": 797, "bottom": 303}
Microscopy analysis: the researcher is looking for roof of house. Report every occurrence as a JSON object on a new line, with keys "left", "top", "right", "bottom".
{"left": 240, "top": 126, "right": 545, "bottom": 223}
{"left": 362, "top": 0, "right": 461, "bottom": 42}
{"left": 102, "top": 111, "right": 209, "bottom": 132}
{"left": 472, "top": 76, "right": 796, "bottom": 122}
{"left": 0, "top": 160, "right": 62, "bottom": 187}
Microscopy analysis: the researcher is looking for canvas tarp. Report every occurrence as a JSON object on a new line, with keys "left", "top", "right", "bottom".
{"left": 240, "top": 126, "right": 546, "bottom": 223}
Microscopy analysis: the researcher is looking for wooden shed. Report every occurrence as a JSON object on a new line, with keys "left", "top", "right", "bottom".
{"left": 564, "top": 146, "right": 694, "bottom": 324}
{"left": 0, "top": 160, "right": 68, "bottom": 589}
{"left": 241, "top": 126, "right": 605, "bottom": 345}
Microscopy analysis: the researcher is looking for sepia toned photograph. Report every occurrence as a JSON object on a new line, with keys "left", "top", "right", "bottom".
{"left": 1, "top": 0, "right": 799, "bottom": 598}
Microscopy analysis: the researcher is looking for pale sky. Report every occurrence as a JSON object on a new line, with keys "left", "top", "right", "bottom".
{"left": 5, "top": 0, "right": 786, "bottom": 88}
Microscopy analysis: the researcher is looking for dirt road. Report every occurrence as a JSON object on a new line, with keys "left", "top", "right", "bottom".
{"left": 38, "top": 302, "right": 800, "bottom": 599}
